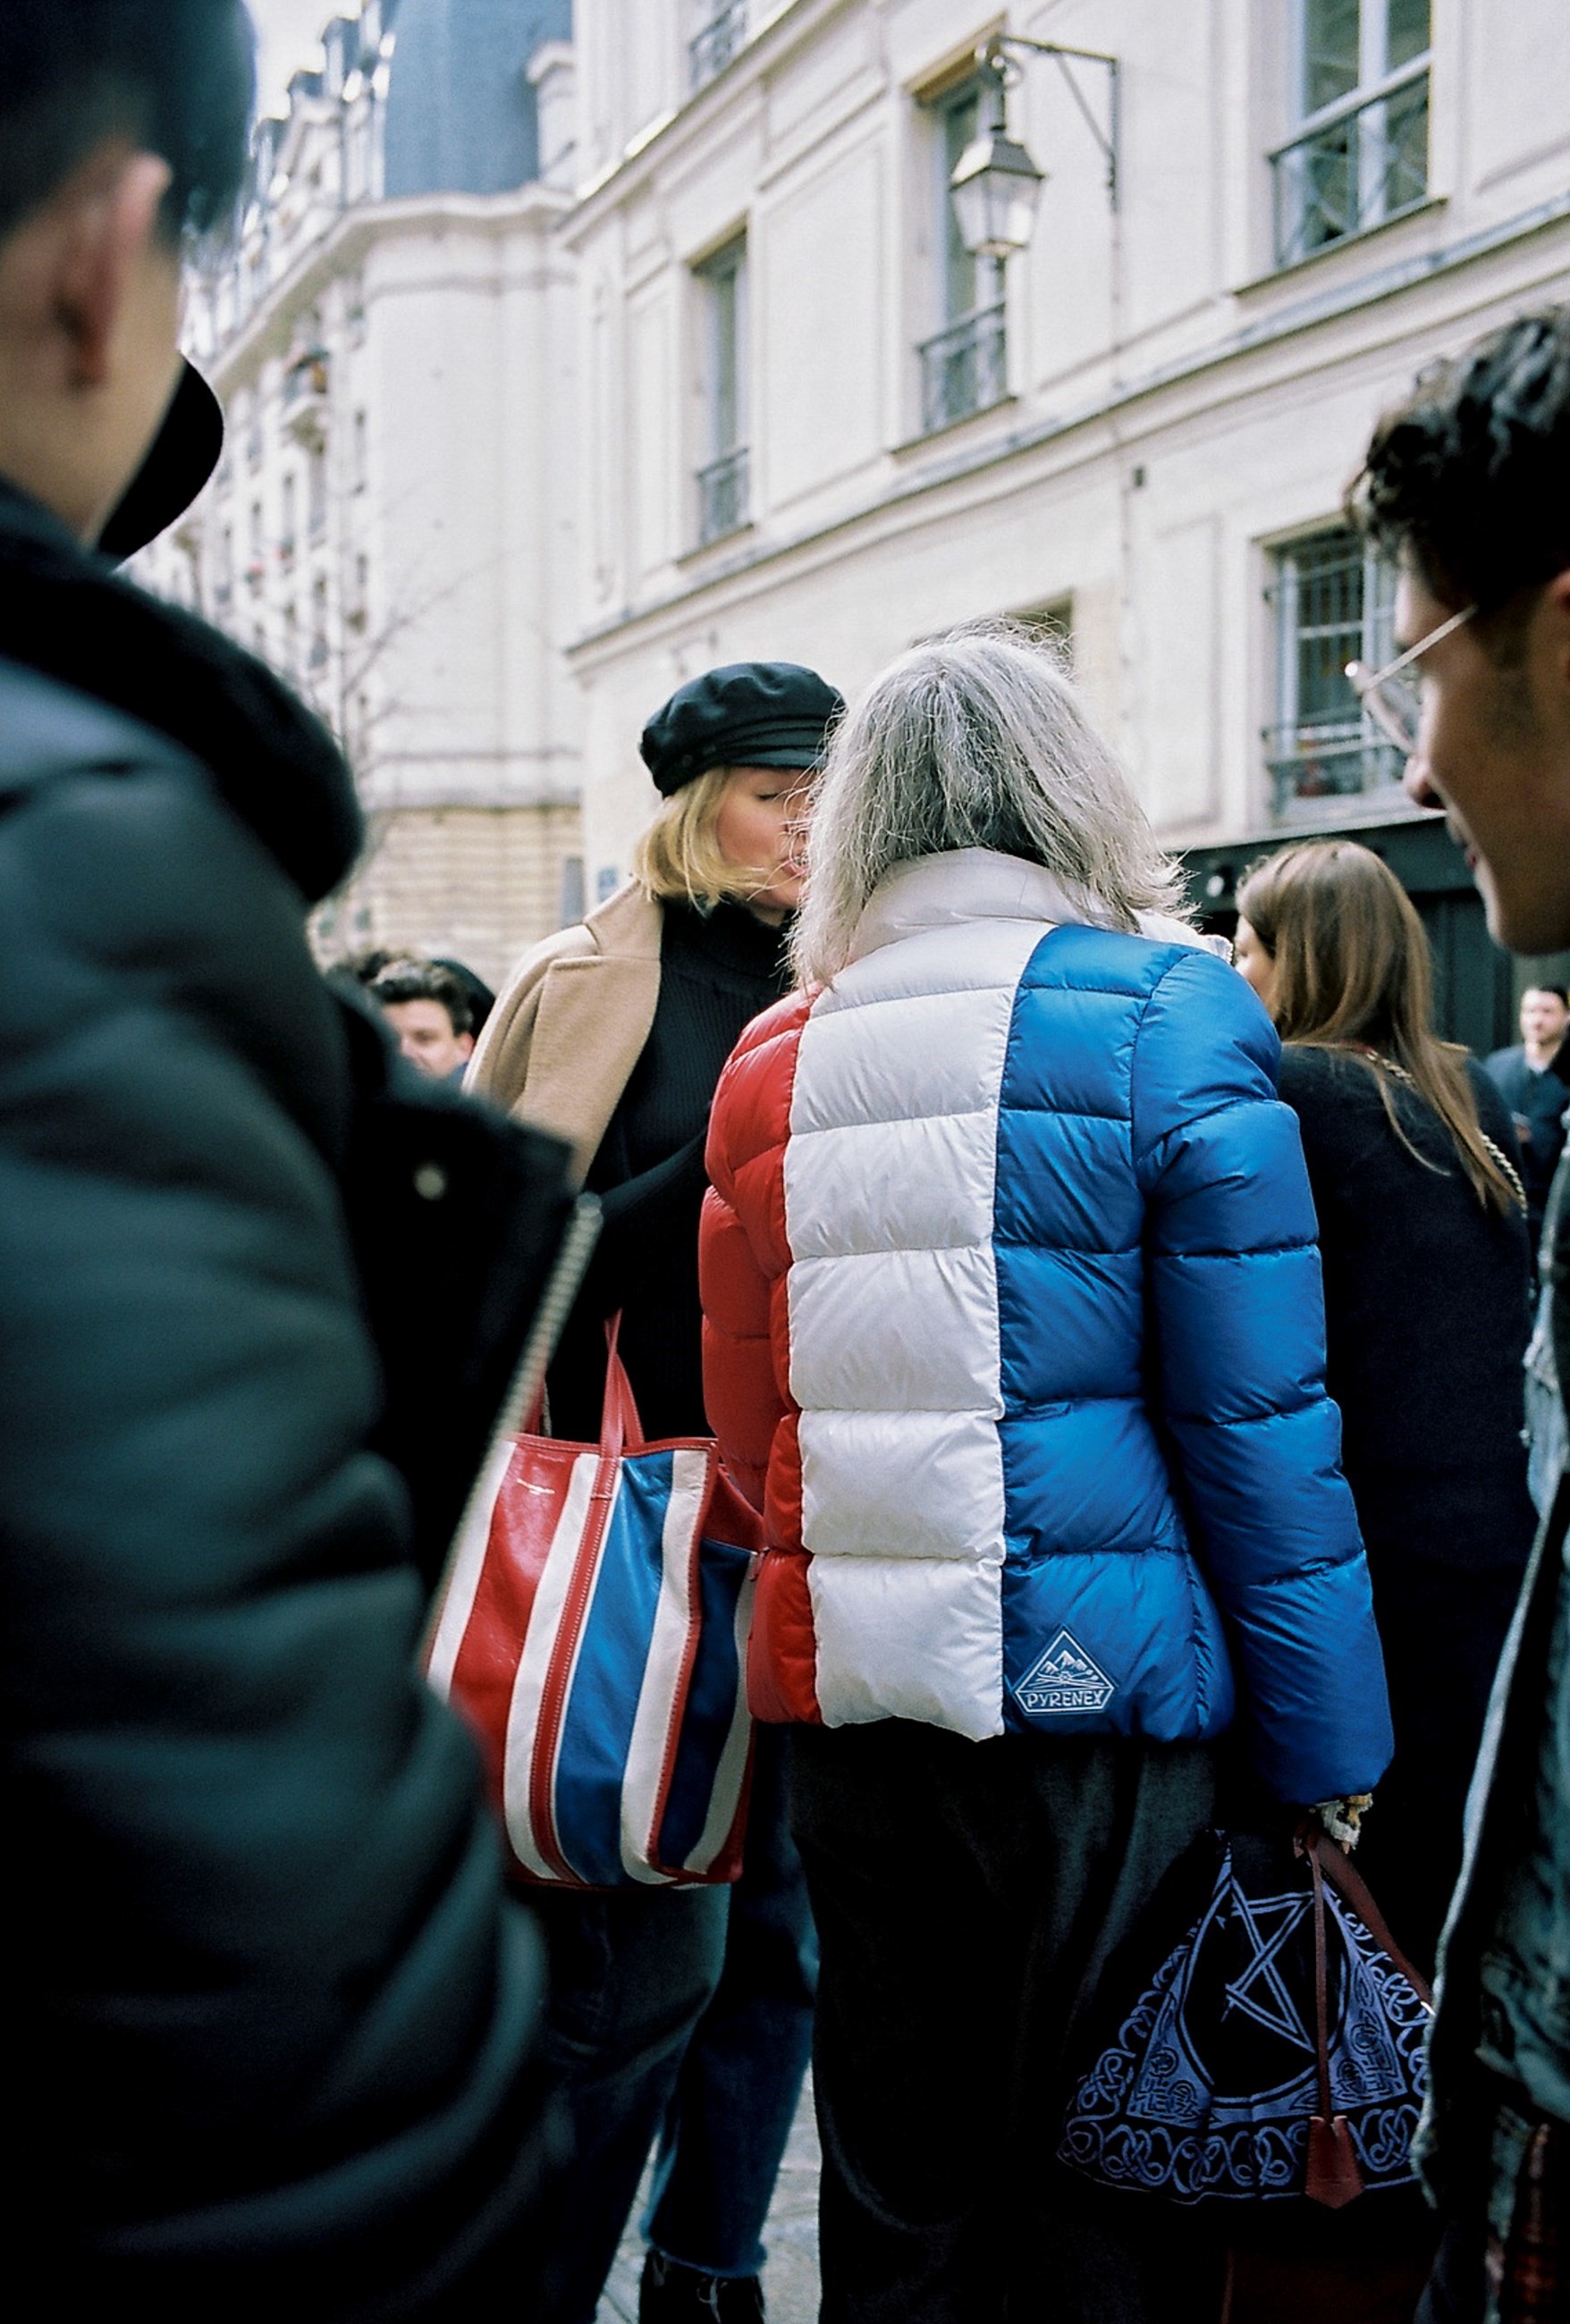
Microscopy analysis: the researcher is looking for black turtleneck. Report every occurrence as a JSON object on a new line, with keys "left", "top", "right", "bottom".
{"left": 548, "top": 899, "right": 794, "bottom": 1440}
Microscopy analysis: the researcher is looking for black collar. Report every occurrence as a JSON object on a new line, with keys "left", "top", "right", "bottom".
{"left": 0, "top": 477, "right": 360, "bottom": 902}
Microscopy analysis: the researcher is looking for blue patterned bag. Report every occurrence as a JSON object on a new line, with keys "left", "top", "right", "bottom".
{"left": 1057, "top": 1825, "right": 1432, "bottom": 2211}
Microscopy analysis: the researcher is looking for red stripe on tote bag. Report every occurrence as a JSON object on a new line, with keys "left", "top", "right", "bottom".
{"left": 424, "top": 1316, "right": 762, "bottom": 1888}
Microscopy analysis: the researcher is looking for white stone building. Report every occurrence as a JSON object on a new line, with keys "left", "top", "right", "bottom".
{"left": 562, "top": 0, "right": 1570, "bottom": 1046}
{"left": 139, "top": 0, "right": 583, "bottom": 989}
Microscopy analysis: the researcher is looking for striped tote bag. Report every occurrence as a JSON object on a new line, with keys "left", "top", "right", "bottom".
{"left": 423, "top": 1319, "right": 762, "bottom": 1887}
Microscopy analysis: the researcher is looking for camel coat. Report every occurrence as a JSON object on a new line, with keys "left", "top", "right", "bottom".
{"left": 466, "top": 881, "right": 664, "bottom": 1183}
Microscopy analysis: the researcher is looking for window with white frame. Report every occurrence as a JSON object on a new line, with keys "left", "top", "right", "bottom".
{"left": 689, "top": 2, "right": 747, "bottom": 95}
{"left": 1272, "top": 1, "right": 1431, "bottom": 268}
{"left": 1264, "top": 526, "right": 1401, "bottom": 815}
{"left": 918, "top": 79, "right": 1007, "bottom": 435}
{"left": 694, "top": 236, "right": 748, "bottom": 546}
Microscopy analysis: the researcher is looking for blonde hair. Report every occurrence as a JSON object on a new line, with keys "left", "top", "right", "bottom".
{"left": 633, "top": 765, "right": 788, "bottom": 911}
{"left": 1237, "top": 840, "right": 1521, "bottom": 1216}
{"left": 791, "top": 622, "right": 1188, "bottom": 986}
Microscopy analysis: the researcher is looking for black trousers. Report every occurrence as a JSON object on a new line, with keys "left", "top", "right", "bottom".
{"left": 789, "top": 1721, "right": 1222, "bottom": 2324}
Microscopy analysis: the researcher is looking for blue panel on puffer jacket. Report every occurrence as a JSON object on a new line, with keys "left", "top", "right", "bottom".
{"left": 1127, "top": 946, "right": 1281, "bottom": 1161}
{"left": 994, "top": 1104, "right": 1144, "bottom": 1251}
{"left": 994, "top": 1244, "right": 1144, "bottom": 1407}
{"left": 1145, "top": 1096, "right": 1321, "bottom": 1254}
{"left": 1152, "top": 1246, "right": 1329, "bottom": 1426}
{"left": 999, "top": 1544, "right": 1236, "bottom": 1740}
{"left": 1000, "top": 967, "right": 1141, "bottom": 1119}
{"left": 999, "top": 1400, "right": 1189, "bottom": 1560}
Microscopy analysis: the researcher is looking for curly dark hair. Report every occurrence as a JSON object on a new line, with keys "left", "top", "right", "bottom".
{"left": 1350, "top": 305, "right": 1570, "bottom": 617}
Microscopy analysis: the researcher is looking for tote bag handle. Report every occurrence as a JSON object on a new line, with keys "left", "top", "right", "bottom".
{"left": 599, "top": 1313, "right": 646, "bottom": 1458}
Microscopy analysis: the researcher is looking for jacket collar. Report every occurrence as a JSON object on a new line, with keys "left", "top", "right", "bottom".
{"left": 848, "top": 848, "right": 1211, "bottom": 964}
{"left": 0, "top": 476, "right": 361, "bottom": 902}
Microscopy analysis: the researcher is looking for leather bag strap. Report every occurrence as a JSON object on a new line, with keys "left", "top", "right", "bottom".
{"left": 1312, "top": 1830, "right": 1435, "bottom": 2009}
{"left": 1306, "top": 1836, "right": 1336, "bottom": 2126}
{"left": 599, "top": 1312, "right": 646, "bottom": 1456}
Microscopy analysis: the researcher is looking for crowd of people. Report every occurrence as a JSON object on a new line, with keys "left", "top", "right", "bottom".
{"left": 3, "top": 7, "right": 1569, "bottom": 2324}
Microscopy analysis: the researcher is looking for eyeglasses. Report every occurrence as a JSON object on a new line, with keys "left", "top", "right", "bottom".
{"left": 1345, "top": 603, "right": 1476, "bottom": 754}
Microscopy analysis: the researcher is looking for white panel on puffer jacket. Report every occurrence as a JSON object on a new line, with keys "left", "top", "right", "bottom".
{"left": 783, "top": 1107, "right": 998, "bottom": 1259}
{"left": 789, "top": 975, "right": 1016, "bottom": 1133}
{"left": 798, "top": 1407, "right": 1005, "bottom": 1565}
{"left": 807, "top": 1550, "right": 1005, "bottom": 1740}
{"left": 789, "top": 1243, "right": 1000, "bottom": 1413}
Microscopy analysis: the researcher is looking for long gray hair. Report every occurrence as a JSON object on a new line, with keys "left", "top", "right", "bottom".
{"left": 791, "top": 623, "right": 1188, "bottom": 985}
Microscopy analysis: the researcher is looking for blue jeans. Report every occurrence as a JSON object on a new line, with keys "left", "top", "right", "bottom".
{"left": 645, "top": 1727, "right": 819, "bottom": 2278}
{"left": 526, "top": 1879, "right": 730, "bottom": 2324}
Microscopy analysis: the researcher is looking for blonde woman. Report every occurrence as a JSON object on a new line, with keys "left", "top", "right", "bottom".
{"left": 469, "top": 661, "right": 840, "bottom": 2324}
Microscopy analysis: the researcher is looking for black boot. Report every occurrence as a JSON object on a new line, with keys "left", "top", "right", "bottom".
{"left": 638, "top": 2249, "right": 765, "bottom": 2322}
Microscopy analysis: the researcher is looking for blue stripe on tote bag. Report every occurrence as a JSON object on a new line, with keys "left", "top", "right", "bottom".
{"left": 424, "top": 1318, "right": 762, "bottom": 1887}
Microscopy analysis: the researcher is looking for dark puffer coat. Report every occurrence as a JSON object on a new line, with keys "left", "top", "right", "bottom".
{"left": 0, "top": 481, "right": 553, "bottom": 2319}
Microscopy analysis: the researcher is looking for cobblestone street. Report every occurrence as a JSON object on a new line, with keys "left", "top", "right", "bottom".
{"left": 597, "top": 2078, "right": 821, "bottom": 2323}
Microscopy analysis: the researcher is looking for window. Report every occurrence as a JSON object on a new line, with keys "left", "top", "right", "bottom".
{"left": 1272, "top": 0, "right": 1431, "bottom": 268}
{"left": 308, "top": 439, "right": 328, "bottom": 540}
{"left": 1264, "top": 526, "right": 1401, "bottom": 814}
{"left": 309, "top": 574, "right": 329, "bottom": 670}
{"left": 689, "top": 3, "right": 747, "bottom": 94}
{"left": 353, "top": 408, "right": 368, "bottom": 493}
{"left": 559, "top": 855, "right": 587, "bottom": 927}
{"left": 248, "top": 499, "right": 264, "bottom": 589}
{"left": 281, "top": 472, "right": 297, "bottom": 561}
{"left": 918, "top": 80, "right": 1007, "bottom": 434}
{"left": 694, "top": 237, "right": 748, "bottom": 546}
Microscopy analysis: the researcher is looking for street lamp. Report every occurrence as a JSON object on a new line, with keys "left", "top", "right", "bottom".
{"left": 949, "top": 32, "right": 1121, "bottom": 261}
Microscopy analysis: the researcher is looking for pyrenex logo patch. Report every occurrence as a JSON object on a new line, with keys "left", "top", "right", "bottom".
{"left": 1013, "top": 1629, "right": 1117, "bottom": 1716}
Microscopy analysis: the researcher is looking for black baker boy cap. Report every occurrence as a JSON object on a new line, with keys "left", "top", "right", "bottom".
{"left": 640, "top": 661, "right": 844, "bottom": 797}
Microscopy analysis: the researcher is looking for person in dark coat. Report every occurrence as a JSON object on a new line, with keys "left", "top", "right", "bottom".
{"left": 469, "top": 662, "right": 842, "bottom": 2324}
{"left": 1486, "top": 984, "right": 1570, "bottom": 1245}
{"left": 0, "top": 7, "right": 558, "bottom": 2313}
{"left": 1236, "top": 840, "right": 1536, "bottom": 1978}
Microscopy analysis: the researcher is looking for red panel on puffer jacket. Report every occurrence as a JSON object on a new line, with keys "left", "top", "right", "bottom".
{"left": 701, "top": 990, "right": 819, "bottom": 1722}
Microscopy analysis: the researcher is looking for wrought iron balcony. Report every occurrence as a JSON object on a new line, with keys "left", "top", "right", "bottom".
{"left": 1263, "top": 720, "right": 1405, "bottom": 817}
{"left": 689, "top": 3, "right": 747, "bottom": 93}
{"left": 696, "top": 445, "right": 749, "bottom": 546}
{"left": 917, "top": 302, "right": 1007, "bottom": 436}
{"left": 1270, "top": 66, "right": 1429, "bottom": 271}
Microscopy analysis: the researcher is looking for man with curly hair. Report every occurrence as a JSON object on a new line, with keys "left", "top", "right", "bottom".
{"left": 1352, "top": 307, "right": 1570, "bottom": 2322}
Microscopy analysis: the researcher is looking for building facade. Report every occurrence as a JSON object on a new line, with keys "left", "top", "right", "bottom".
{"left": 138, "top": 0, "right": 582, "bottom": 989}
{"left": 562, "top": 0, "right": 1570, "bottom": 1043}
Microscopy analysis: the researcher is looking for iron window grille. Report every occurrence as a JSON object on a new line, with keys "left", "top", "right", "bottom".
{"left": 918, "top": 303, "right": 1008, "bottom": 435}
{"left": 1271, "top": 65, "right": 1429, "bottom": 265}
{"left": 1264, "top": 528, "right": 1404, "bottom": 815}
{"left": 689, "top": 3, "right": 747, "bottom": 93}
{"left": 696, "top": 446, "right": 749, "bottom": 547}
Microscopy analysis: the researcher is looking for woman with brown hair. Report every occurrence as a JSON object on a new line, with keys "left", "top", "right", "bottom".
{"left": 1234, "top": 838, "right": 1535, "bottom": 1979}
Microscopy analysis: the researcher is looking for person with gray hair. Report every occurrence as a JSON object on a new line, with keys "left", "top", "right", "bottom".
{"left": 698, "top": 626, "right": 1392, "bottom": 2322}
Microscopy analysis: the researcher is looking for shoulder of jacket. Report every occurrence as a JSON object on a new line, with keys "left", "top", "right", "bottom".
{"left": 0, "top": 655, "right": 200, "bottom": 801}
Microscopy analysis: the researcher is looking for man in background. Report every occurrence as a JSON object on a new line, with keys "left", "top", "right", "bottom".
{"left": 1488, "top": 984, "right": 1570, "bottom": 1244}
{"left": 0, "top": 4, "right": 555, "bottom": 2311}
{"left": 1354, "top": 304, "right": 1570, "bottom": 2320}
{"left": 373, "top": 957, "right": 477, "bottom": 1081}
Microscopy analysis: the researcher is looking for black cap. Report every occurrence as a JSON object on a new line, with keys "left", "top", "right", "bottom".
{"left": 640, "top": 661, "right": 843, "bottom": 797}
{"left": 97, "top": 359, "right": 224, "bottom": 564}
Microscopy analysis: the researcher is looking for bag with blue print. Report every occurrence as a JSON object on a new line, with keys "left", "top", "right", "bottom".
{"left": 423, "top": 1314, "right": 762, "bottom": 1890}
{"left": 1057, "top": 1823, "right": 1432, "bottom": 2214}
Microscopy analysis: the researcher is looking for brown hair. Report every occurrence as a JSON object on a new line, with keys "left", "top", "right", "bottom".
{"left": 1236, "top": 840, "right": 1521, "bottom": 1215}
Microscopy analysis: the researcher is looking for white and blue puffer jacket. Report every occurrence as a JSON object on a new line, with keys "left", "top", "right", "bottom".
{"left": 701, "top": 849, "right": 1394, "bottom": 1805}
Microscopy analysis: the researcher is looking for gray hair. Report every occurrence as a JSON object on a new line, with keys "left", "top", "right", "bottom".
{"left": 790, "top": 622, "right": 1189, "bottom": 985}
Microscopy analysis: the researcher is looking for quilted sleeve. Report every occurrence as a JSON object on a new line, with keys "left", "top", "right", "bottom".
{"left": 1131, "top": 949, "right": 1394, "bottom": 1805}
{"left": 700, "top": 1012, "right": 796, "bottom": 1516}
